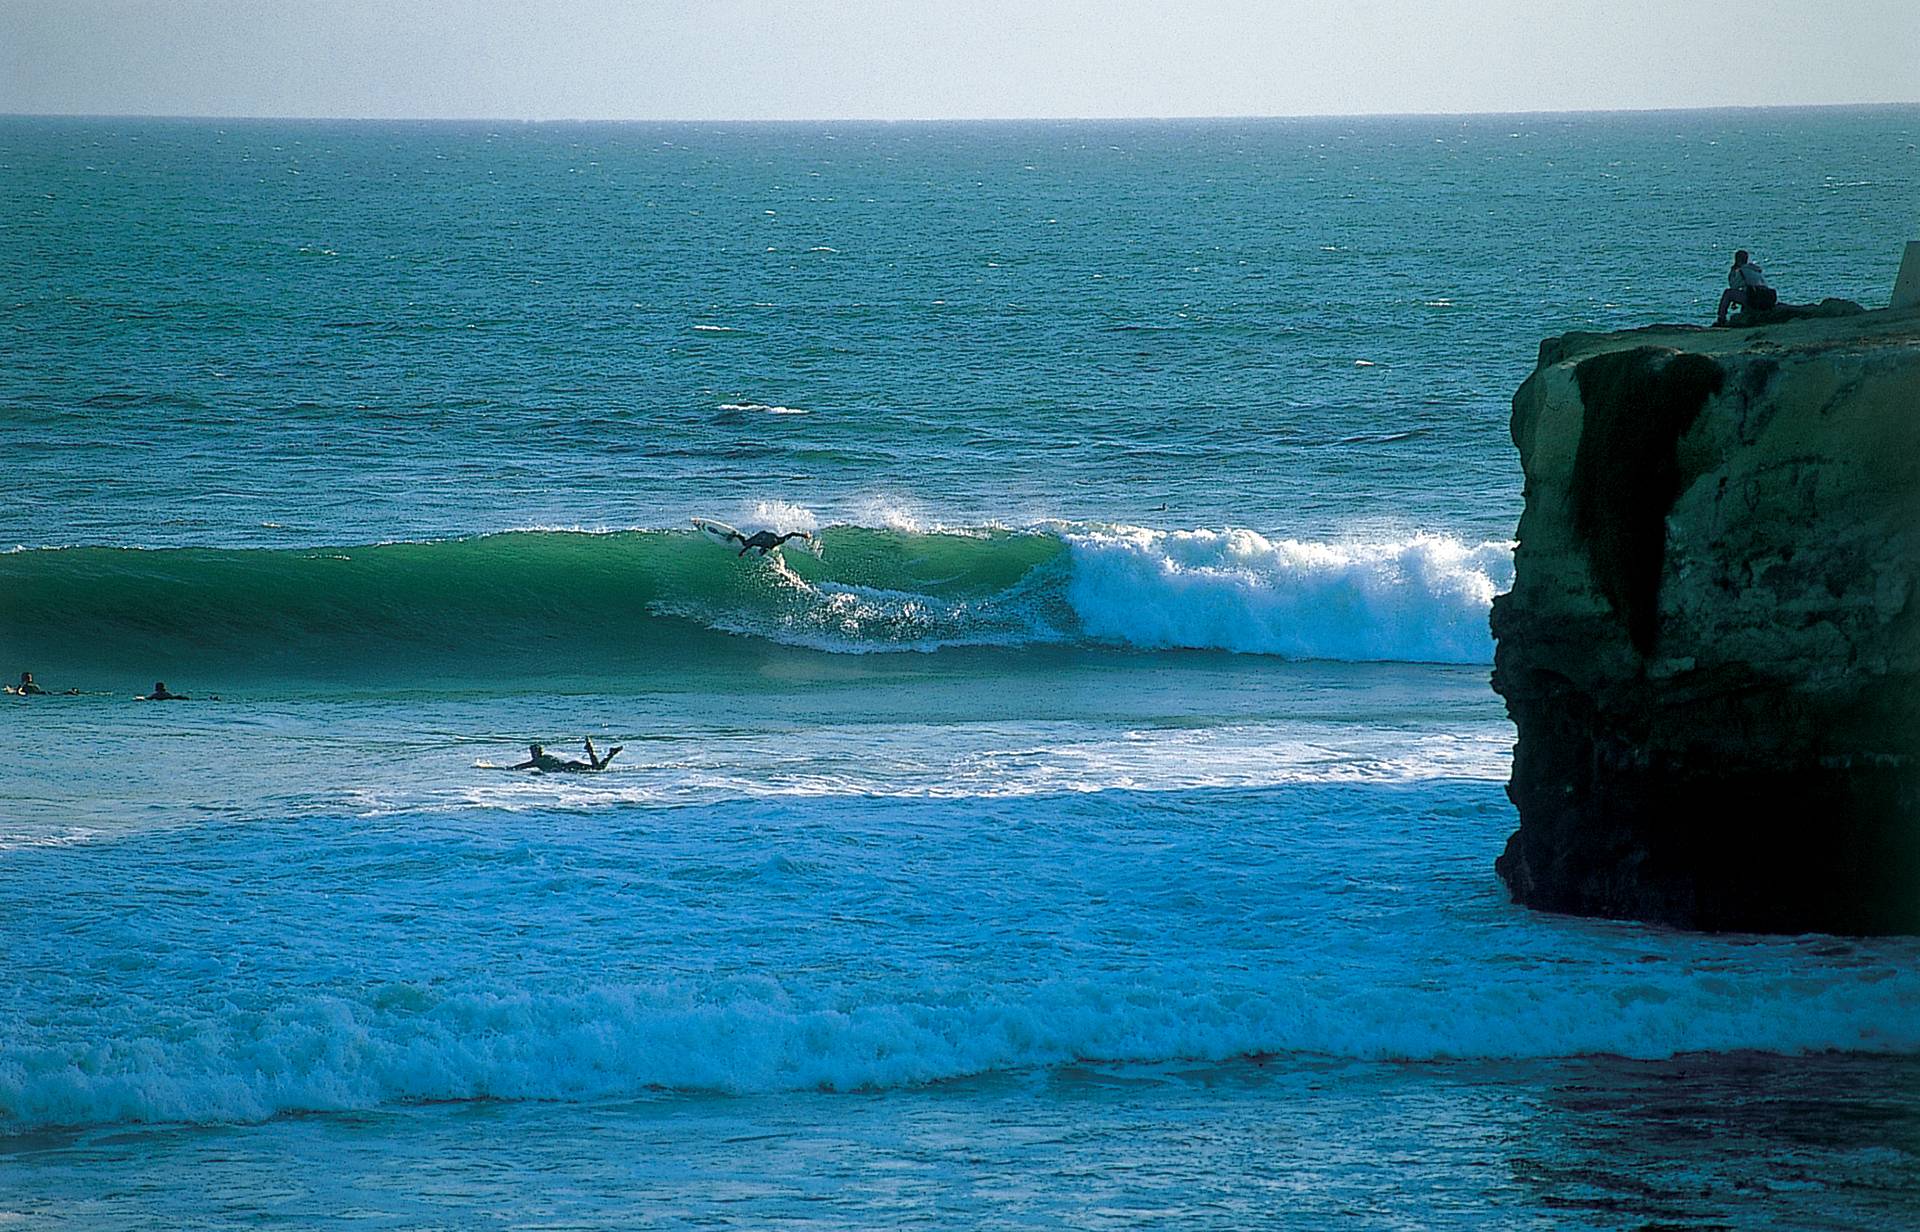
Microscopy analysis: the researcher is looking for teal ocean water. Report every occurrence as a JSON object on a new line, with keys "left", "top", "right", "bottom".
{"left": 4, "top": 109, "right": 1919, "bottom": 1228}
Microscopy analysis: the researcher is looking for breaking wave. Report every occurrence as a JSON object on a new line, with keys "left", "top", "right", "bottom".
{"left": 7, "top": 967, "right": 1914, "bottom": 1130}
{"left": 2, "top": 784, "right": 1914, "bottom": 1132}
{"left": 1, "top": 523, "right": 1512, "bottom": 681}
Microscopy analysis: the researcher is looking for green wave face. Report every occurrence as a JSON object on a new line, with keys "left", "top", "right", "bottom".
{"left": 1, "top": 529, "right": 1077, "bottom": 690}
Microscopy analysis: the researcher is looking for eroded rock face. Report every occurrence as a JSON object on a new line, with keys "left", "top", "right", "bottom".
{"left": 1492, "top": 308, "right": 1920, "bottom": 934}
{"left": 1722, "top": 296, "right": 1865, "bottom": 329}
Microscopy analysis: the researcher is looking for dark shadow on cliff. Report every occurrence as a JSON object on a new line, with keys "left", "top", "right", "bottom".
{"left": 1568, "top": 349, "right": 1724, "bottom": 657}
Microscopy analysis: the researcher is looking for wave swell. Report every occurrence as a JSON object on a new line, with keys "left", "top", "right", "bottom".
{"left": 2, "top": 524, "right": 1511, "bottom": 681}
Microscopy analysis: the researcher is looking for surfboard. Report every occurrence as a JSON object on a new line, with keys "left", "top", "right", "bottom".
{"left": 691, "top": 517, "right": 743, "bottom": 549}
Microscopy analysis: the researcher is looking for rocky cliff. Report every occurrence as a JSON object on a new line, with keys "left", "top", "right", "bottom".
{"left": 1491, "top": 306, "right": 1920, "bottom": 934}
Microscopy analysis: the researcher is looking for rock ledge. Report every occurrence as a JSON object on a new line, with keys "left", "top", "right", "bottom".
{"left": 1492, "top": 307, "right": 1920, "bottom": 934}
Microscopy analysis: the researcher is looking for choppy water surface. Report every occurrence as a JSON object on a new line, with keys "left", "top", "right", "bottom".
{"left": 3, "top": 107, "right": 1918, "bottom": 1228}
{"left": 4, "top": 108, "right": 1913, "bottom": 547}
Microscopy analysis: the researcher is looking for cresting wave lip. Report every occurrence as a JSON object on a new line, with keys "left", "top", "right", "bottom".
{"left": 0, "top": 523, "right": 1513, "bottom": 681}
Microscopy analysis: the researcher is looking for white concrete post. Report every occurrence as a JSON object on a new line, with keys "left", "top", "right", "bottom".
{"left": 1894, "top": 241, "right": 1920, "bottom": 310}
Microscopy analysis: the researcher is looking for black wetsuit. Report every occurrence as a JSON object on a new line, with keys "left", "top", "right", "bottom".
{"left": 737, "top": 530, "right": 807, "bottom": 556}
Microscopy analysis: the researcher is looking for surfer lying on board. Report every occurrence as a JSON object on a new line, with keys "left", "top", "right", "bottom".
{"left": 8, "top": 671, "right": 79, "bottom": 696}
{"left": 137, "top": 681, "right": 189, "bottom": 701}
{"left": 508, "top": 738, "right": 623, "bottom": 773}
{"left": 729, "top": 529, "right": 813, "bottom": 557}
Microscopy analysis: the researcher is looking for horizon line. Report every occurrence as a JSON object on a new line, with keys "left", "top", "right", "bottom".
{"left": 4, "top": 99, "right": 1917, "bottom": 126}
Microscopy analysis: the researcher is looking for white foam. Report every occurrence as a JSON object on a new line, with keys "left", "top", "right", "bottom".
{"left": 1062, "top": 528, "right": 1513, "bottom": 664}
{"left": 6, "top": 781, "right": 1917, "bottom": 1133}
{"left": 849, "top": 497, "right": 929, "bottom": 534}
{"left": 408, "top": 721, "right": 1516, "bottom": 818}
{"left": 5, "top": 943, "right": 1915, "bottom": 1130}
{"left": 744, "top": 500, "right": 820, "bottom": 535}
{"left": 0, "top": 826, "right": 110, "bottom": 852}
{"left": 842, "top": 498, "right": 1005, "bottom": 537}
{"left": 683, "top": 574, "right": 1064, "bottom": 656}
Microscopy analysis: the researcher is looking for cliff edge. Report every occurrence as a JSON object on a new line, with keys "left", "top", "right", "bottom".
{"left": 1492, "top": 306, "right": 1920, "bottom": 934}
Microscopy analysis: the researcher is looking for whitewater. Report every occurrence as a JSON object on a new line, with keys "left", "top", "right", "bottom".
{"left": 7, "top": 783, "right": 1919, "bottom": 1131}
{"left": 5, "top": 110, "right": 1920, "bottom": 1228}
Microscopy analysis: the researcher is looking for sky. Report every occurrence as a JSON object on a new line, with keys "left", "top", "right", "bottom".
{"left": 2, "top": 0, "right": 1916, "bottom": 121}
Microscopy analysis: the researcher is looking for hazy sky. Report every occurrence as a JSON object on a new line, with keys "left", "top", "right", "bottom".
{"left": 4, "top": 0, "right": 1916, "bottom": 121}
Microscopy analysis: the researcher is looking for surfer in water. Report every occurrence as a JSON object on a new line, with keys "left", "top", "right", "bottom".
{"left": 508, "top": 738, "right": 623, "bottom": 773}
{"left": 8, "top": 671, "right": 78, "bottom": 696}
{"left": 137, "top": 681, "right": 189, "bottom": 701}
{"left": 728, "top": 528, "right": 813, "bottom": 557}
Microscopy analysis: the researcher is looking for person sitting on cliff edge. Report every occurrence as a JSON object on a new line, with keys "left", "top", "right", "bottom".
{"left": 1716, "top": 249, "right": 1777, "bottom": 325}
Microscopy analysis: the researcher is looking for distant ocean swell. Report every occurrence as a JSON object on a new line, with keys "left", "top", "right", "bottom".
{"left": 3, "top": 525, "right": 1513, "bottom": 675}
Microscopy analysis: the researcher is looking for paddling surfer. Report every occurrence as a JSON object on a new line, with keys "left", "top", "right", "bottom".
{"left": 9, "top": 671, "right": 78, "bottom": 695}
{"left": 137, "top": 681, "right": 189, "bottom": 701}
{"left": 508, "top": 738, "right": 623, "bottom": 773}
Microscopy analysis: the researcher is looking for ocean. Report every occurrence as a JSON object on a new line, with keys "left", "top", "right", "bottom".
{"left": 3, "top": 108, "right": 1918, "bottom": 1228}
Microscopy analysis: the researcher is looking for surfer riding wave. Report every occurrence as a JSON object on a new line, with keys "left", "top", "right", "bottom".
{"left": 692, "top": 517, "right": 815, "bottom": 558}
